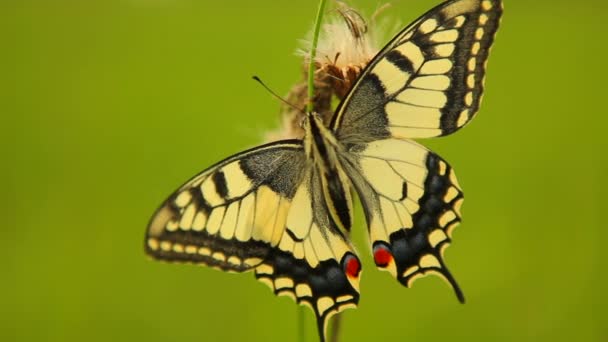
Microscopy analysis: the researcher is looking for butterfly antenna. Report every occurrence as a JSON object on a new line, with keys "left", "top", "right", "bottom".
{"left": 252, "top": 76, "right": 307, "bottom": 115}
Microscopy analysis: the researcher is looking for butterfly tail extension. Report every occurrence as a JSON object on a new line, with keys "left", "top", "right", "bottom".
{"left": 249, "top": 168, "right": 361, "bottom": 342}
{"left": 254, "top": 250, "right": 360, "bottom": 342}
{"left": 392, "top": 152, "right": 465, "bottom": 303}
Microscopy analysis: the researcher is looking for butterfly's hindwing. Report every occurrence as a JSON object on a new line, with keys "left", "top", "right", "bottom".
{"left": 332, "top": 0, "right": 502, "bottom": 142}
{"left": 342, "top": 139, "right": 465, "bottom": 302}
{"left": 255, "top": 168, "right": 360, "bottom": 341}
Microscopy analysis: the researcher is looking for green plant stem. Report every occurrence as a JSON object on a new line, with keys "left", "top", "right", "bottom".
{"left": 300, "top": 2, "right": 328, "bottom": 342}
{"left": 329, "top": 315, "right": 342, "bottom": 342}
{"left": 306, "top": 0, "right": 328, "bottom": 113}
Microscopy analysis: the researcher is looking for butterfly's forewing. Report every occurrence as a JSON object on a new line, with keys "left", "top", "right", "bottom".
{"left": 342, "top": 139, "right": 465, "bottom": 302}
{"left": 331, "top": 0, "right": 502, "bottom": 142}
{"left": 145, "top": 141, "right": 360, "bottom": 342}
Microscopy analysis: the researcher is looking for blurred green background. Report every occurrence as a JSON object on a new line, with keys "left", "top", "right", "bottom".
{"left": 2, "top": 0, "right": 606, "bottom": 341}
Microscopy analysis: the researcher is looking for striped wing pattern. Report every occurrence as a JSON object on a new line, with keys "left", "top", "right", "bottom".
{"left": 255, "top": 167, "right": 360, "bottom": 340}
{"left": 343, "top": 139, "right": 465, "bottom": 302}
{"left": 332, "top": 0, "right": 502, "bottom": 142}
{"left": 146, "top": 141, "right": 305, "bottom": 271}
{"left": 145, "top": 141, "right": 360, "bottom": 341}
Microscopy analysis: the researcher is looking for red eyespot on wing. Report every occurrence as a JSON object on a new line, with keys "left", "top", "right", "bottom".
{"left": 373, "top": 242, "right": 393, "bottom": 267}
{"left": 342, "top": 253, "right": 361, "bottom": 278}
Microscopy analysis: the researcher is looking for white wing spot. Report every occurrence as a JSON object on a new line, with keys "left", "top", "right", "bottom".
{"left": 172, "top": 243, "right": 184, "bottom": 253}
{"left": 429, "top": 29, "right": 459, "bottom": 43}
{"left": 294, "top": 242, "right": 305, "bottom": 259}
{"left": 411, "top": 75, "right": 450, "bottom": 91}
{"left": 449, "top": 170, "right": 461, "bottom": 188}
{"left": 402, "top": 265, "right": 419, "bottom": 278}
{"left": 219, "top": 202, "right": 239, "bottom": 239}
{"left": 420, "top": 254, "right": 441, "bottom": 268}
{"left": 257, "top": 264, "right": 274, "bottom": 275}
{"left": 258, "top": 277, "right": 274, "bottom": 290}
{"left": 468, "top": 57, "right": 477, "bottom": 72}
{"left": 212, "top": 252, "right": 226, "bottom": 262}
{"left": 198, "top": 247, "right": 211, "bottom": 256}
{"left": 419, "top": 18, "right": 438, "bottom": 33}
{"left": 457, "top": 109, "right": 469, "bottom": 127}
{"left": 244, "top": 257, "right": 263, "bottom": 266}
{"left": 450, "top": 15, "right": 466, "bottom": 28}
{"left": 317, "top": 297, "right": 334, "bottom": 315}
{"left": 420, "top": 59, "right": 453, "bottom": 75}
{"left": 166, "top": 220, "right": 179, "bottom": 232}
{"left": 390, "top": 126, "right": 442, "bottom": 139}
{"left": 179, "top": 203, "right": 196, "bottom": 230}
{"left": 228, "top": 256, "right": 241, "bottom": 265}
{"left": 428, "top": 229, "right": 448, "bottom": 248}
{"left": 439, "top": 210, "right": 457, "bottom": 227}
{"left": 206, "top": 206, "right": 225, "bottom": 235}
{"left": 174, "top": 191, "right": 191, "bottom": 208}
{"left": 398, "top": 88, "right": 447, "bottom": 108}
{"left": 471, "top": 42, "right": 481, "bottom": 55}
{"left": 386, "top": 102, "right": 442, "bottom": 128}
{"left": 446, "top": 220, "right": 460, "bottom": 238}
{"left": 191, "top": 211, "right": 207, "bottom": 231}
{"left": 147, "top": 238, "right": 159, "bottom": 251}
{"left": 444, "top": 187, "right": 460, "bottom": 203}
{"left": 275, "top": 277, "right": 294, "bottom": 290}
{"left": 433, "top": 43, "right": 455, "bottom": 58}
{"left": 160, "top": 241, "right": 172, "bottom": 251}
{"left": 453, "top": 198, "right": 464, "bottom": 215}
{"left": 337, "top": 295, "right": 354, "bottom": 303}
{"left": 438, "top": 160, "right": 447, "bottom": 176}
{"left": 479, "top": 13, "right": 489, "bottom": 25}
{"left": 467, "top": 74, "right": 476, "bottom": 89}
{"left": 295, "top": 283, "right": 313, "bottom": 298}
{"left": 465, "top": 92, "right": 474, "bottom": 106}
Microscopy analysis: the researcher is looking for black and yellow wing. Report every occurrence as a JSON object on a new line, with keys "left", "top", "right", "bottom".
{"left": 145, "top": 140, "right": 361, "bottom": 341}
{"left": 333, "top": 0, "right": 502, "bottom": 301}
{"left": 331, "top": 0, "right": 502, "bottom": 142}
{"left": 342, "top": 139, "right": 464, "bottom": 302}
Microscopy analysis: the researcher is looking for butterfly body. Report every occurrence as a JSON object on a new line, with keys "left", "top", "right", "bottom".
{"left": 146, "top": 0, "right": 502, "bottom": 341}
{"left": 304, "top": 112, "right": 354, "bottom": 233}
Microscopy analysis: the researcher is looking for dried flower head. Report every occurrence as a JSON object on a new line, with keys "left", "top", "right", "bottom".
{"left": 265, "top": 3, "right": 394, "bottom": 142}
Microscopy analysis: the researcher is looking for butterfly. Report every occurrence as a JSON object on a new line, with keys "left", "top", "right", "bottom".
{"left": 145, "top": 0, "right": 502, "bottom": 340}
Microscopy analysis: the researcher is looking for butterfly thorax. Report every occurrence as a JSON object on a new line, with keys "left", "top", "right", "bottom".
{"left": 303, "top": 113, "right": 354, "bottom": 233}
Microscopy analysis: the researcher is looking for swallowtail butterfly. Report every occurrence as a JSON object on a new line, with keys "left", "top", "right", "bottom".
{"left": 145, "top": 0, "right": 502, "bottom": 340}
